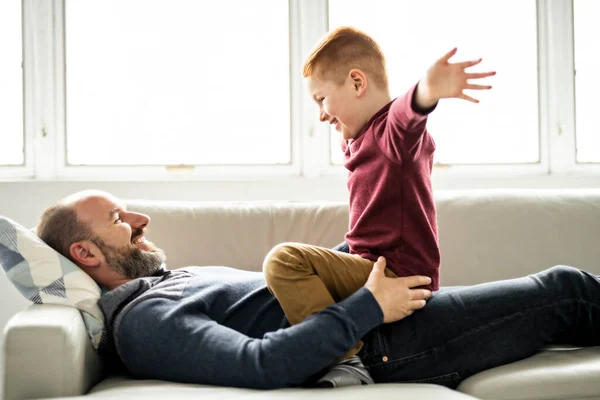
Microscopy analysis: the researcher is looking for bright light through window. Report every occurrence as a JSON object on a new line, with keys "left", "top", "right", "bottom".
{"left": 65, "top": 0, "right": 290, "bottom": 166}
{"left": 0, "top": 1, "right": 24, "bottom": 166}
{"left": 574, "top": 0, "right": 600, "bottom": 163}
{"left": 328, "top": 0, "right": 539, "bottom": 166}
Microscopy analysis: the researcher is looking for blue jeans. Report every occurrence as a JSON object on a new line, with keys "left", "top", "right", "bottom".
{"left": 333, "top": 242, "right": 600, "bottom": 388}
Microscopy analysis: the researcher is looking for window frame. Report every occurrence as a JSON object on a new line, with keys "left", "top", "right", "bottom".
{"left": 55, "top": 0, "right": 301, "bottom": 180}
{"left": 0, "top": 0, "right": 34, "bottom": 180}
{"left": 2, "top": 0, "right": 599, "bottom": 183}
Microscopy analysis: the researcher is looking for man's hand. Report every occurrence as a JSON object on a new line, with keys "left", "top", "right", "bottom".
{"left": 364, "top": 257, "right": 432, "bottom": 323}
{"left": 415, "top": 48, "right": 496, "bottom": 109}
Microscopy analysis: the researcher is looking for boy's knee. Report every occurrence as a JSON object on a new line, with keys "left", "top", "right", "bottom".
{"left": 263, "top": 243, "right": 302, "bottom": 282}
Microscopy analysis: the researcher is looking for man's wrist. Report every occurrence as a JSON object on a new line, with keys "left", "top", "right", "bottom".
{"left": 341, "top": 287, "right": 384, "bottom": 327}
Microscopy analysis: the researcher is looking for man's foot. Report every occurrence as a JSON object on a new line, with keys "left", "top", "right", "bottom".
{"left": 314, "top": 355, "right": 375, "bottom": 388}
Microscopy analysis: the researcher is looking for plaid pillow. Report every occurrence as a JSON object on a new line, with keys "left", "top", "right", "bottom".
{"left": 0, "top": 215, "right": 106, "bottom": 350}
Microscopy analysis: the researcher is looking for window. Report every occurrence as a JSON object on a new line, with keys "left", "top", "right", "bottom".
{"left": 6, "top": 0, "right": 600, "bottom": 183}
{"left": 0, "top": 1, "right": 24, "bottom": 166}
{"left": 573, "top": 0, "right": 600, "bottom": 163}
{"left": 65, "top": 0, "right": 290, "bottom": 166}
{"left": 328, "top": 0, "right": 539, "bottom": 166}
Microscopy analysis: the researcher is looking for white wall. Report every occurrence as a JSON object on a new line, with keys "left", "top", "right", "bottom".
{"left": 1, "top": 175, "right": 600, "bottom": 354}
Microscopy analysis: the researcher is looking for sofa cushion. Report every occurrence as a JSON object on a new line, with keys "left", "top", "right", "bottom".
{"left": 76, "top": 375, "right": 478, "bottom": 399}
{"left": 458, "top": 346, "right": 600, "bottom": 399}
{"left": 0, "top": 215, "right": 106, "bottom": 349}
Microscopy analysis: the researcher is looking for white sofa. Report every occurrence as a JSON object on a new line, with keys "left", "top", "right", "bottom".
{"left": 3, "top": 189, "right": 600, "bottom": 400}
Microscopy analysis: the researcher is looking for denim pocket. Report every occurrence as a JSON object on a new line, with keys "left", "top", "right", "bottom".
{"left": 359, "top": 327, "right": 385, "bottom": 362}
{"left": 406, "top": 372, "right": 462, "bottom": 389}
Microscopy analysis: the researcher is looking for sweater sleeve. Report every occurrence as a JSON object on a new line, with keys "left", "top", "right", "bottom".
{"left": 379, "top": 82, "right": 437, "bottom": 163}
{"left": 116, "top": 287, "right": 383, "bottom": 389}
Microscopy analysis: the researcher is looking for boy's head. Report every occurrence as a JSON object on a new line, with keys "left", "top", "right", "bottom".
{"left": 303, "top": 27, "right": 390, "bottom": 140}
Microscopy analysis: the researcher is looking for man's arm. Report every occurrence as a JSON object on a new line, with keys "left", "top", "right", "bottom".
{"left": 116, "top": 287, "right": 383, "bottom": 389}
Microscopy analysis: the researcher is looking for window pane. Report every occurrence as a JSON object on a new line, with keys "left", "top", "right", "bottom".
{"left": 66, "top": 0, "right": 290, "bottom": 166}
{"left": 0, "top": 1, "right": 24, "bottom": 166}
{"left": 574, "top": 0, "right": 600, "bottom": 163}
{"left": 328, "top": 0, "right": 538, "bottom": 165}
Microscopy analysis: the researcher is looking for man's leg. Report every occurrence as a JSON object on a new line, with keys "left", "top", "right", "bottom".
{"left": 332, "top": 241, "right": 350, "bottom": 253}
{"left": 359, "top": 266, "right": 600, "bottom": 388}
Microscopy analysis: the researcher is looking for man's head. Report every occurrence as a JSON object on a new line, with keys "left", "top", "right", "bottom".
{"left": 37, "top": 190, "right": 166, "bottom": 289}
{"left": 303, "top": 26, "right": 390, "bottom": 140}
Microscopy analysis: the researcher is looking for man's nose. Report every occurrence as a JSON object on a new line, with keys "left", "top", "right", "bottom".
{"left": 319, "top": 111, "right": 330, "bottom": 122}
{"left": 126, "top": 212, "right": 150, "bottom": 230}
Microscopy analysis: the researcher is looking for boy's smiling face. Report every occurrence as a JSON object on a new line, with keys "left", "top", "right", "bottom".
{"left": 307, "top": 72, "right": 365, "bottom": 140}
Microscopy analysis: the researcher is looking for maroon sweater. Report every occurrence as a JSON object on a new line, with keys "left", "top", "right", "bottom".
{"left": 343, "top": 83, "right": 440, "bottom": 290}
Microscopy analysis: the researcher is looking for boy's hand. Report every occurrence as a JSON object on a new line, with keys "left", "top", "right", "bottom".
{"left": 415, "top": 48, "right": 496, "bottom": 109}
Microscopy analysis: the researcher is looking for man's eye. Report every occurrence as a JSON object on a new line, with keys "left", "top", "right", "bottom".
{"left": 114, "top": 218, "right": 122, "bottom": 224}
{"left": 317, "top": 97, "right": 324, "bottom": 103}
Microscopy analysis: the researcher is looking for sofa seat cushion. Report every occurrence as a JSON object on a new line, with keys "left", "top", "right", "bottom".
{"left": 52, "top": 375, "right": 477, "bottom": 400}
{"left": 458, "top": 346, "right": 600, "bottom": 400}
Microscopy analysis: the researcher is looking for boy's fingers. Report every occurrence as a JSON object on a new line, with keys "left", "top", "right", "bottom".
{"left": 458, "top": 58, "right": 482, "bottom": 69}
{"left": 466, "top": 83, "right": 492, "bottom": 90}
{"left": 439, "top": 47, "right": 458, "bottom": 62}
{"left": 466, "top": 71, "right": 496, "bottom": 79}
{"left": 459, "top": 93, "right": 479, "bottom": 103}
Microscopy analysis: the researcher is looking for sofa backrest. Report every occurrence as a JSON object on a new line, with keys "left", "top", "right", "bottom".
{"left": 126, "top": 189, "right": 600, "bottom": 286}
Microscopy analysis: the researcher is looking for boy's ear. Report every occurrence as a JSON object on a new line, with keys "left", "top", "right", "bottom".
{"left": 349, "top": 69, "right": 368, "bottom": 97}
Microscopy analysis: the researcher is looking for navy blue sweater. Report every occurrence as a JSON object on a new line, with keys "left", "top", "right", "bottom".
{"left": 98, "top": 266, "right": 383, "bottom": 389}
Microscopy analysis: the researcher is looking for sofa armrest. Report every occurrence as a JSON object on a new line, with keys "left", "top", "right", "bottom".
{"left": 2, "top": 305, "right": 103, "bottom": 400}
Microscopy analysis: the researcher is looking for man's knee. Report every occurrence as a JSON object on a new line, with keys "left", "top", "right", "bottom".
{"left": 539, "top": 265, "right": 586, "bottom": 288}
{"left": 546, "top": 265, "right": 581, "bottom": 278}
{"left": 332, "top": 241, "right": 349, "bottom": 253}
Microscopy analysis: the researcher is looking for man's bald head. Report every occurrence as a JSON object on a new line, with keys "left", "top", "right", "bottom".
{"left": 37, "top": 190, "right": 165, "bottom": 288}
{"left": 36, "top": 192, "right": 99, "bottom": 262}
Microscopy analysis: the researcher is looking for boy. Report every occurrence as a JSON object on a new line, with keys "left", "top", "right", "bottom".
{"left": 263, "top": 26, "right": 495, "bottom": 387}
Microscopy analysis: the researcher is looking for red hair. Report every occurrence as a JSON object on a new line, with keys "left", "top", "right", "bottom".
{"left": 302, "top": 26, "right": 388, "bottom": 89}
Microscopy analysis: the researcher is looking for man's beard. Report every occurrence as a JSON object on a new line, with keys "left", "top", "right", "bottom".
{"left": 91, "top": 235, "right": 166, "bottom": 279}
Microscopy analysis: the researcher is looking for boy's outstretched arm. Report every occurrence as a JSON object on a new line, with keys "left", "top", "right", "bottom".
{"left": 414, "top": 48, "right": 496, "bottom": 110}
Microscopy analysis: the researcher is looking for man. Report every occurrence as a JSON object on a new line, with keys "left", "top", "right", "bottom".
{"left": 37, "top": 190, "right": 600, "bottom": 389}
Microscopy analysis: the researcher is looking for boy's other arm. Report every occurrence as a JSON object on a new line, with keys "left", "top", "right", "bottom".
{"left": 383, "top": 84, "right": 435, "bottom": 161}
{"left": 384, "top": 48, "right": 494, "bottom": 161}
{"left": 415, "top": 47, "right": 496, "bottom": 109}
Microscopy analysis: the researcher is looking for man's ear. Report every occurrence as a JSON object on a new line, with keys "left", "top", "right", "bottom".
{"left": 349, "top": 69, "right": 368, "bottom": 97}
{"left": 69, "top": 240, "right": 102, "bottom": 268}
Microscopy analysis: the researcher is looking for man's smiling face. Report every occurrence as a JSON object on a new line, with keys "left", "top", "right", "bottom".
{"left": 74, "top": 191, "right": 166, "bottom": 279}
